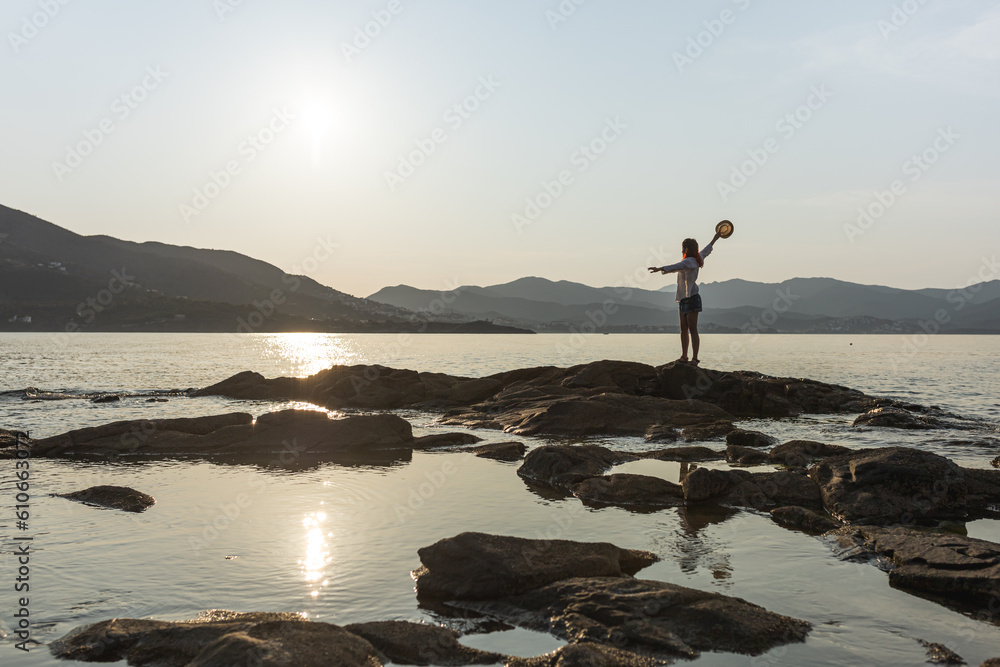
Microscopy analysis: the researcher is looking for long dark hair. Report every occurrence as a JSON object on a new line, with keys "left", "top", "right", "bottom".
{"left": 682, "top": 238, "right": 703, "bottom": 268}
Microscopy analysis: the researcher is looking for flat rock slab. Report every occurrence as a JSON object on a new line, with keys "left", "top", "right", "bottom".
{"left": 683, "top": 467, "right": 822, "bottom": 509}
{"left": 830, "top": 526, "right": 1000, "bottom": 606}
{"left": 23, "top": 410, "right": 426, "bottom": 460}
{"left": 413, "top": 532, "right": 658, "bottom": 600}
{"left": 469, "top": 441, "right": 526, "bottom": 461}
{"left": 455, "top": 576, "right": 811, "bottom": 660}
{"left": 770, "top": 506, "right": 840, "bottom": 534}
{"left": 49, "top": 611, "right": 382, "bottom": 667}
{"left": 517, "top": 444, "right": 633, "bottom": 490}
{"left": 55, "top": 485, "right": 155, "bottom": 513}
{"left": 572, "top": 473, "right": 684, "bottom": 509}
{"left": 638, "top": 446, "right": 725, "bottom": 462}
{"left": 810, "top": 447, "right": 968, "bottom": 525}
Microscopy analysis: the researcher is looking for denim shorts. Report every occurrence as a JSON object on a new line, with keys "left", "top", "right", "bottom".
{"left": 678, "top": 293, "right": 703, "bottom": 314}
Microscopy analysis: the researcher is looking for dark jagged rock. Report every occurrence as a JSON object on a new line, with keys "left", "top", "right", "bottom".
{"left": 343, "top": 620, "right": 503, "bottom": 666}
{"left": 55, "top": 485, "right": 155, "bottom": 513}
{"left": 992, "top": 456, "right": 1000, "bottom": 469}
{"left": 571, "top": 473, "right": 684, "bottom": 508}
{"left": 852, "top": 406, "right": 942, "bottom": 430}
{"left": 469, "top": 441, "right": 526, "bottom": 461}
{"left": 412, "top": 532, "right": 658, "bottom": 601}
{"left": 21, "top": 411, "right": 424, "bottom": 460}
{"left": 726, "top": 429, "right": 778, "bottom": 449}
{"left": 683, "top": 468, "right": 821, "bottom": 509}
{"left": 454, "top": 576, "right": 811, "bottom": 660}
{"left": 726, "top": 444, "right": 769, "bottom": 465}
{"left": 768, "top": 440, "right": 851, "bottom": 467}
{"left": 91, "top": 394, "right": 122, "bottom": 404}
{"left": 655, "top": 361, "right": 874, "bottom": 417}
{"left": 681, "top": 420, "right": 736, "bottom": 441}
{"left": 49, "top": 611, "right": 382, "bottom": 667}
{"left": 441, "top": 391, "right": 733, "bottom": 437}
{"left": 644, "top": 424, "right": 680, "bottom": 442}
{"left": 517, "top": 444, "right": 633, "bottom": 490}
{"left": 193, "top": 361, "right": 884, "bottom": 438}
{"left": 918, "top": 639, "right": 966, "bottom": 665}
{"left": 829, "top": 526, "right": 1000, "bottom": 607}
{"left": 810, "top": 447, "right": 968, "bottom": 525}
{"left": 770, "top": 506, "right": 840, "bottom": 534}
{"left": 637, "top": 446, "right": 725, "bottom": 462}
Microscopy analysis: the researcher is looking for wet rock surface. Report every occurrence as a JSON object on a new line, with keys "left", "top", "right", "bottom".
{"left": 811, "top": 447, "right": 971, "bottom": 525}
{"left": 412, "top": 532, "right": 658, "bottom": 601}
{"left": 726, "top": 444, "right": 769, "bottom": 465}
{"left": 13, "top": 411, "right": 447, "bottom": 460}
{"left": 726, "top": 429, "right": 777, "bottom": 449}
{"left": 455, "top": 576, "right": 811, "bottom": 660}
{"left": 49, "top": 611, "right": 382, "bottom": 667}
{"left": 681, "top": 420, "right": 736, "bottom": 441}
{"left": 829, "top": 526, "right": 1000, "bottom": 606}
{"left": 571, "top": 473, "right": 684, "bottom": 508}
{"left": 193, "top": 360, "right": 883, "bottom": 436}
{"left": 683, "top": 467, "right": 821, "bottom": 509}
{"left": 853, "top": 406, "right": 942, "bottom": 430}
{"left": 517, "top": 444, "right": 632, "bottom": 490}
{"left": 55, "top": 485, "right": 155, "bottom": 513}
{"left": 468, "top": 441, "right": 526, "bottom": 461}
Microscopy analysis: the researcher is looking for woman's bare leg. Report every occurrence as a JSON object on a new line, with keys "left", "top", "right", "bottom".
{"left": 688, "top": 311, "right": 701, "bottom": 363}
{"left": 678, "top": 310, "right": 689, "bottom": 361}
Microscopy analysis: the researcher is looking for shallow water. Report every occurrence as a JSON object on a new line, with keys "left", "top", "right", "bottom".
{"left": 1, "top": 333, "right": 999, "bottom": 666}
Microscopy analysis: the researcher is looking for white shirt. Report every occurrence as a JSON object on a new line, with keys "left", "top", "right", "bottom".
{"left": 659, "top": 243, "right": 713, "bottom": 301}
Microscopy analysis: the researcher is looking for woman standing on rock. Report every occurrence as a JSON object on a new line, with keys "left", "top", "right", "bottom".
{"left": 649, "top": 224, "right": 728, "bottom": 365}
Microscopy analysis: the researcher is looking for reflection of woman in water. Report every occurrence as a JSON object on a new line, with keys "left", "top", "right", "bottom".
{"left": 649, "top": 230, "right": 723, "bottom": 365}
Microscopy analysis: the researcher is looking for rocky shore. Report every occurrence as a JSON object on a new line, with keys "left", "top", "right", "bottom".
{"left": 9, "top": 360, "right": 1000, "bottom": 666}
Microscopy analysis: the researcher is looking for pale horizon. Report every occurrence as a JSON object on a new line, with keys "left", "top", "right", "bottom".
{"left": 4, "top": 0, "right": 998, "bottom": 298}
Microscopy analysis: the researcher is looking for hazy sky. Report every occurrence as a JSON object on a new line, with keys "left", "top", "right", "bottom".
{"left": 4, "top": 0, "right": 998, "bottom": 298}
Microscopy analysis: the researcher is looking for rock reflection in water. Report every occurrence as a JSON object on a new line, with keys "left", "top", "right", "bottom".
{"left": 662, "top": 462, "right": 737, "bottom": 583}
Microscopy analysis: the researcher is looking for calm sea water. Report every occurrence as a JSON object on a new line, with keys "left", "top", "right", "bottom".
{"left": 1, "top": 333, "right": 999, "bottom": 666}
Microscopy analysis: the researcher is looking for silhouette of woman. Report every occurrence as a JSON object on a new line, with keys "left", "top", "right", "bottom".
{"left": 648, "top": 229, "right": 724, "bottom": 364}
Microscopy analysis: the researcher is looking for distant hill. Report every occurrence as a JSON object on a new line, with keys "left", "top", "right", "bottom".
{"left": 369, "top": 275, "right": 1000, "bottom": 334}
{"left": 0, "top": 205, "right": 527, "bottom": 333}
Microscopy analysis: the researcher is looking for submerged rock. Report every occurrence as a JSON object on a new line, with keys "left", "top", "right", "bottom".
{"left": 412, "top": 532, "right": 658, "bottom": 601}
{"left": 917, "top": 639, "right": 966, "bottom": 665}
{"left": 55, "top": 485, "right": 155, "bottom": 513}
{"left": 23, "top": 410, "right": 431, "bottom": 460}
{"left": 571, "top": 473, "right": 684, "bottom": 508}
{"left": 830, "top": 526, "right": 1000, "bottom": 607}
{"left": 852, "top": 406, "right": 941, "bottom": 430}
{"left": 455, "top": 576, "right": 811, "bottom": 660}
{"left": 770, "top": 506, "right": 840, "bottom": 534}
{"left": 726, "top": 429, "right": 777, "bottom": 449}
{"left": 49, "top": 611, "right": 382, "bottom": 667}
